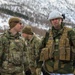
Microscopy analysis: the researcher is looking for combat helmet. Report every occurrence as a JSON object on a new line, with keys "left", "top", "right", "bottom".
{"left": 48, "top": 10, "right": 63, "bottom": 20}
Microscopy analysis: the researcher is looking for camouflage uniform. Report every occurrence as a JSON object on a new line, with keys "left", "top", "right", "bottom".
{"left": 24, "top": 34, "right": 41, "bottom": 75}
{"left": 38, "top": 10, "right": 75, "bottom": 75}
{"left": 22, "top": 26, "right": 41, "bottom": 75}
{"left": 0, "top": 17, "right": 27, "bottom": 75}
{"left": 0, "top": 25, "right": 26, "bottom": 75}
{"left": 41, "top": 23, "right": 75, "bottom": 74}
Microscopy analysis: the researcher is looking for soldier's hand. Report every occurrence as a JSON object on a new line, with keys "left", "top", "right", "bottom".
{"left": 74, "top": 69, "right": 75, "bottom": 74}
{"left": 36, "top": 68, "right": 41, "bottom": 75}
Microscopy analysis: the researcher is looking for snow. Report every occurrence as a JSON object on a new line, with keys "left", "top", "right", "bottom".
{"left": 0, "top": 0, "right": 75, "bottom": 29}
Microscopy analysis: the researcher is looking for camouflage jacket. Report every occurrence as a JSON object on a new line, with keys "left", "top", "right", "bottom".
{"left": 0, "top": 30, "right": 26, "bottom": 73}
{"left": 24, "top": 34, "right": 41, "bottom": 68}
{"left": 39, "top": 23, "right": 75, "bottom": 74}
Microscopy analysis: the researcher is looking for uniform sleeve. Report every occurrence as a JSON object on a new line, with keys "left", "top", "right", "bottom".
{"left": 68, "top": 29, "right": 75, "bottom": 47}
{"left": 68, "top": 29, "right": 75, "bottom": 68}
{"left": 34, "top": 37, "right": 43, "bottom": 68}
{"left": 22, "top": 39, "right": 28, "bottom": 64}
{"left": 0, "top": 37, "right": 3, "bottom": 66}
{"left": 34, "top": 37, "right": 42, "bottom": 59}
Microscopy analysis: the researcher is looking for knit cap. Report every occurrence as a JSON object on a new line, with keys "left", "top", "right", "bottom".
{"left": 22, "top": 26, "right": 33, "bottom": 35}
{"left": 8, "top": 17, "right": 21, "bottom": 29}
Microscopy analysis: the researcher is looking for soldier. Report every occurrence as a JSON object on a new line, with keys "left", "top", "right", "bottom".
{"left": 22, "top": 26, "right": 41, "bottom": 75}
{"left": 0, "top": 17, "right": 26, "bottom": 75}
{"left": 37, "top": 10, "right": 75, "bottom": 75}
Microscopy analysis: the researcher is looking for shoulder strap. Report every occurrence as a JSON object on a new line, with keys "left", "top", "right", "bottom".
{"left": 43, "top": 29, "right": 50, "bottom": 47}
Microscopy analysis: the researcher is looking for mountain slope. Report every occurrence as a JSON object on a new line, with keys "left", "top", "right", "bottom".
{"left": 0, "top": 0, "right": 75, "bottom": 30}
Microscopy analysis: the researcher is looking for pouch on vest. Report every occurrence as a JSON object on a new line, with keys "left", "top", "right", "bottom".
{"left": 46, "top": 39, "right": 54, "bottom": 59}
{"left": 59, "top": 38, "right": 70, "bottom": 61}
{"left": 39, "top": 48, "right": 49, "bottom": 61}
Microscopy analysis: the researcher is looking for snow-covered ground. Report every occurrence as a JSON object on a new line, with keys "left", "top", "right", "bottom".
{"left": 0, "top": 0, "right": 75, "bottom": 29}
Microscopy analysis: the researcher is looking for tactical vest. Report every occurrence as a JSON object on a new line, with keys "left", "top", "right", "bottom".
{"left": 46, "top": 27, "right": 71, "bottom": 61}
{"left": 39, "top": 27, "right": 74, "bottom": 73}
{"left": 1, "top": 34, "right": 24, "bottom": 73}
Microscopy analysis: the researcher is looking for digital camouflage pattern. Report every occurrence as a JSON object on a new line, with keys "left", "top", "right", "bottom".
{"left": 0, "top": 30, "right": 26, "bottom": 75}
{"left": 24, "top": 34, "right": 41, "bottom": 75}
{"left": 39, "top": 23, "right": 75, "bottom": 74}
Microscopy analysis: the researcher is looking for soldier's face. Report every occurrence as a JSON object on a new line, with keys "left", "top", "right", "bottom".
{"left": 14, "top": 22, "right": 23, "bottom": 32}
{"left": 22, "top": 33, "right": 29, "bottom": 40}
{"left": 50, "top": 18, "right": 63, "bottom": 29}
